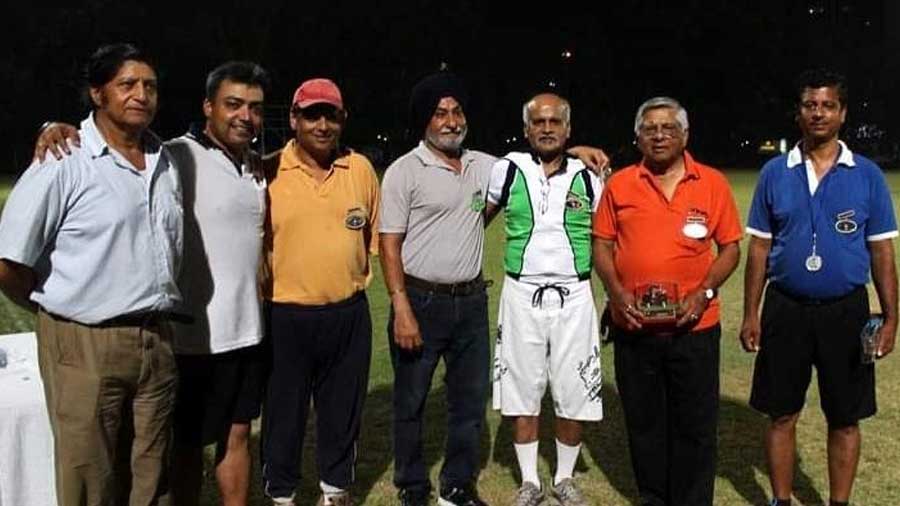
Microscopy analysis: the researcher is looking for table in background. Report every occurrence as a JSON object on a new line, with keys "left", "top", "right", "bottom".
{"left": 0, "top": 332, "right": 56, "bottom": 506}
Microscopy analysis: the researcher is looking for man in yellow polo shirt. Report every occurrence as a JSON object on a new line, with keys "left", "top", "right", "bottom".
{"left": 262, "top": 78, "right": 380, "bottom": 506}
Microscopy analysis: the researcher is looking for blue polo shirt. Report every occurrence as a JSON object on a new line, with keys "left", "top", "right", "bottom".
{"left": 746, "top": 141, "right": 898, "bottom": 299}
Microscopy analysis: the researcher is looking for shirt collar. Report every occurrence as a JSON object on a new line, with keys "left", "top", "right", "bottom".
{"left": 412, "top": 141, "right": 473, "bottom": 171}
{"left": 637, "top": 150, "right": 700, "bottom": 180}
{"left": 528, "top": 150, "right": 570, "bottom": 174}
{"left": 786, "top": 140, "right": 856, "bottom": 168}
{"left": 186, "top": 122, "right": 246, "bottom": 172}
{"left": 278, "top": 139, "right": 351, "bottom": 172}
{"left": 80, "top": 112, "right": 163, "bottom": 160}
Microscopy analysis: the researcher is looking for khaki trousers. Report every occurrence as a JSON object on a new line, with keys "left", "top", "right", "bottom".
{"left": 37, "top": 310, "right": 177, "bottom": 506}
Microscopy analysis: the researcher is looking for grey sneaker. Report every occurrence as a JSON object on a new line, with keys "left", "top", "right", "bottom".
{"left": 316, "top": 491, "right": 353, "bottom": 506}
{"left": 549, "top": 478, "right": 588, "bottom": 506}
{"left": 514, "top": 481, "right": 546, "bottom": 506}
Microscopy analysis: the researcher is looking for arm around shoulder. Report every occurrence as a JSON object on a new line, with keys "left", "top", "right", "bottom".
{"left": 0, "top": 259, "right": 37, "bottom": 312}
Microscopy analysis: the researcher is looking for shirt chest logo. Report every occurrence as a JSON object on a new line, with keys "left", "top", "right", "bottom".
{"left": 682, "top": 208, "right": 709, "bottom": 239}
{"left": 565, "top": 191, "right": 587, "bottom": 211}
{"left": 470, "top": 190, "right": 486, "bottom": 212}
{"left": 835, "top": 209, "right": 858, "bottom": 234}
{"left": 345, "top": 207, "right": 367, "bottom": 230}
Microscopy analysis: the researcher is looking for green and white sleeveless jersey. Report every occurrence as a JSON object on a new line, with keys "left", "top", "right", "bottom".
{"left": 487, "top": 152, "right": 603, "bottom": 284}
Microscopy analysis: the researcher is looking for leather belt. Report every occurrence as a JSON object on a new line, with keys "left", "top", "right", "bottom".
{"left": 97, "top": 311, "right": 193, "bottom": 328}
{"left": 404, "top": 273, "right": 485, "bottom": 297}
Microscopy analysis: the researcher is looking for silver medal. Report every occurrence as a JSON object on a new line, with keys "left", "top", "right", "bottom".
{"left": 805, "top": 254, "right": 822, "bottom": 272}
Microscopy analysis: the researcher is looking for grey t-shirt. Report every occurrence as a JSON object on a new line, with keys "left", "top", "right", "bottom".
{"left": 379, "top": 142, "right": 496, "bottom": 283}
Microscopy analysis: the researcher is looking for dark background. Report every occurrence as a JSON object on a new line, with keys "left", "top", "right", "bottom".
{"left": 3, "top": 0, "right": 898, "bottom": 172}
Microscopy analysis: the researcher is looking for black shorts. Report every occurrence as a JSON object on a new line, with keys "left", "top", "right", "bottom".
{"left": 749, "top": 285, "right": 876, "bottom": 428}
{"left": 174, "top": 343, "right": 268, "bottom": 447}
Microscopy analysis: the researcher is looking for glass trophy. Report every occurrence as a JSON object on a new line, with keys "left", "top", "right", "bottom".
{"left": 634, "top": 282, "right": 680, "bottom": 327}
{"left": 860, "top": 314, "right": 883, "bottom": 364}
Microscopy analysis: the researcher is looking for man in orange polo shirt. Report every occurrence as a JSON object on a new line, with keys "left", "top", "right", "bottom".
{"left": 593, "top": 96, "right": 742, "bottom": 506}
{"left": 262, "top": 78, "right": 380, "bottom": 506}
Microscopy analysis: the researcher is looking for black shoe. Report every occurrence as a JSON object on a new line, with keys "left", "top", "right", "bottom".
{"left": 438, "top": 485, "right": 487, "bottom": 506}
{"left": 399, "top": 488, "right": 429, "bottom": 506}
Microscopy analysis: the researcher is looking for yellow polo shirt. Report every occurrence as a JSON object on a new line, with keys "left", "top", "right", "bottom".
{"left": 265, "top": 140, "right": 380, "bottom": 305}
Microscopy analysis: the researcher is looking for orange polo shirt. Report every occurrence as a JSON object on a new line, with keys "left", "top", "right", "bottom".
{"left": 593, "top": 152, "right": 742, "bottom": 330}
{"left": 266, "top": 140, "right": 380, "bottom": 305}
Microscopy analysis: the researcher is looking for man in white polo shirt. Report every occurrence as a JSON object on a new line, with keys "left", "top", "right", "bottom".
{"left": 485, "top": 93, "right": 602, "bottom": 506}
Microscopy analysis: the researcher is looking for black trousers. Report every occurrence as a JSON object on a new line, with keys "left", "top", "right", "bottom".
{"left": 613, "top": 324, "right": 720, "bottom": 506}
{"left": 262, "top": 293, "right": 372, "bottom": 498}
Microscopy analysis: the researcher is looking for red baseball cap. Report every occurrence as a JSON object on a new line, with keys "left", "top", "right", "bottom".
{"left": 292, "top": 78, "right": 344, "bottom": 110}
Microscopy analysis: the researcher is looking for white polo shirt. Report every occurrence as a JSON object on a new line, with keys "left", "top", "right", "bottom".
{"left": 166, "top": 130, "right": 266, "bottom": 354}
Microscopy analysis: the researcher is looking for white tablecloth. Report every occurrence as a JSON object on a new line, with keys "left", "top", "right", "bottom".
{"left": 0, "top": 332, "right": 56, "bottom": 506}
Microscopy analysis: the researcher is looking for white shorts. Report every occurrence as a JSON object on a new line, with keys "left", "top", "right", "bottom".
{"left": 492, "top": 276, "right": 603, "bottom": 421}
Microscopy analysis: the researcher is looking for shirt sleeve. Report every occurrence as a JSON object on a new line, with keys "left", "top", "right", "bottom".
{"left": 592, "top": 177, "right": 618, "bottom": 239}
{"left": 865, "top": 164, "right": 899, "bottom": 241}
{"left": 0, "top": 159, "right": 69, "bottom": 267}
{"left": 361, "top": 156, "right": 381, "bottom": 255}
{"left": 486, "top": 158, "right": 511, "bottom": 205}
{"left": 378, "top": 159, "right": 411, "bottom": 234}
{"left": 711, "top": 173, "right": 743, "bottom": 245}
{"left": 589, "top": 170, "right": 604, "bottom": 213}
{"left": 746, "top": 163, "right": 774, "bottom": 239}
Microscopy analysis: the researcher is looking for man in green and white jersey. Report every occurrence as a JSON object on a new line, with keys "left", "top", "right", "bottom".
{"left": 485, "top": 93, "right": 602, "bottom": 506}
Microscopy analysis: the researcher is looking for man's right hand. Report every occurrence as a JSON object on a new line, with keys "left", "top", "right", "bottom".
{"left": 609, "top": 291, "right": 643, "bottom": 332}
{"left": 393, "top": 306, "right": 423, "bottom": 351}
{"left": 739, "top": 314, "right": 761, "bottom": 352}
{"left": 34, "top": 122, "right": 80, "bottom": 163}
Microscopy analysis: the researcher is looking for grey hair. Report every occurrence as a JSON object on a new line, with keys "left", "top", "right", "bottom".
{"left": 633, "top": 96, "right": 689, "bottom": 135}
{"left": 522, "top": 95, "right": 571, "bottom": 127}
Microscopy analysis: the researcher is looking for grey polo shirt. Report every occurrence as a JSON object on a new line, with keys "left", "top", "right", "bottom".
{"left": 0, "top": 114, "right": 183, "bottom": 324}
{"left": 166, "top": 131, "right": 266, "bottom": 354}
{"left": 379, "top": 141, "right": 496, "bottom": 283}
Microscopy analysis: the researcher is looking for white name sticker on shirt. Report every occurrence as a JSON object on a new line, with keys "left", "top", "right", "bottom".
{"left": 682, "top": 208, "right": 709, "bottom": 239}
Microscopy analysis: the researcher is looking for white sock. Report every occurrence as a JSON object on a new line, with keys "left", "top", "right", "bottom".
{"left": 514, "top": 441, "right": 540, "bottom": 487}
{"left": 320, "top": 481, "right": 346, "bottom": 497}
{"left": 271, "top": 496, "right": 294, "bottom": 506}
{"left": 554, "top": 439, "right": 581, "bottom": 485}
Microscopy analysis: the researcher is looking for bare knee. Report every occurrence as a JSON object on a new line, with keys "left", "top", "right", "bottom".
{"left": 770, "top": 413, "right": 800, "bottom": 431}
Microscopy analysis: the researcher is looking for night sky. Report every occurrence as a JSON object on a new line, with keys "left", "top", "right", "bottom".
{"left": 4, "top": 1, "right": 898, "bottom": 172}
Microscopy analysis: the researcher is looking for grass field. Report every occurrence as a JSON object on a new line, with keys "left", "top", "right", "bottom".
{"left": 1, "top": 170, "right": 899, "bottom": 505}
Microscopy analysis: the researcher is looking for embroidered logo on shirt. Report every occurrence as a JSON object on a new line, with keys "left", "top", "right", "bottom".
{"left": 565, "top": 191, "right": 588, "bottom": 211}
{"left": 345, "top": 207, "right": 367, "bottom": 230}
{"left": 835, "top": 209, "right": 858, "bottom": 234}
{"left": 470, "top": 190, "right": 486, "bottom": 212}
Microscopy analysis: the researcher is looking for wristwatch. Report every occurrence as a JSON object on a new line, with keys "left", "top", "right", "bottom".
{"left": 703, "top": 287, "right": 717, "bottom": 301}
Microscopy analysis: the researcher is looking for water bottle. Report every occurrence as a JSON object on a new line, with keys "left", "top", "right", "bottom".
{"left": 860, "top": 315, "right": 883, "bottom": 364}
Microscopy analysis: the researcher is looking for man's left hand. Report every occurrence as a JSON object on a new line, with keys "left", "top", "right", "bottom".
{"left": 567, "top": 146, "right": 610, "bottom": 177}
{"left": 676, "top": 289, "right": 708, "bottom": 327}
{"left": 876, "top": 318, "right": 897, "bottom": 359}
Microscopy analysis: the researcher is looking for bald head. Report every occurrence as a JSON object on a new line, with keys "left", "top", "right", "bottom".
{"left": 522, "top": 93, "right": 571, "bottom": 127}
{"left": 523, "top": 93, "right": 571, "bottom": 160}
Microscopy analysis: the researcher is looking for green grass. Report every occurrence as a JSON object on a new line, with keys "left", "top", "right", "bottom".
{"left": 2, "top": 170, "right": 899, "bottom": 505}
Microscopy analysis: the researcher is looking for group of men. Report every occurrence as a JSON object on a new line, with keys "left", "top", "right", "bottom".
{"left": 0, "top": 42, "right": 895, "bottom": 506}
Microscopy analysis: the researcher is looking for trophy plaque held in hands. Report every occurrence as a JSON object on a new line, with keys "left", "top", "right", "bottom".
{"left": 635, "top": 282, "right": 680, "bottom": 328}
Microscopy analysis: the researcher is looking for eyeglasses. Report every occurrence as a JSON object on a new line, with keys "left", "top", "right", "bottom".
{"left": 293, "top": 104, "right": 344, "bottom": 122}
{"left": 637, "top": 123, "right": 682, "bottom": 139}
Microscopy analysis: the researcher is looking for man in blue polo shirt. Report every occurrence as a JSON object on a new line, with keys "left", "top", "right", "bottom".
{"left": 741, "top": 69, "right": 898, "bottom": 506}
